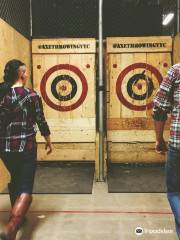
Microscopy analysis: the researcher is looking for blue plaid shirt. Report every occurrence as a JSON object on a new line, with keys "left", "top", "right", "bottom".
{"left": 153, "top": 63, "right": 180, "bottom": 150}
{"left": 0, "top": 86, "right": 50, "bottom": 152}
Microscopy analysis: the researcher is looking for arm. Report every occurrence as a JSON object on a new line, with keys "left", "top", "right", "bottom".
{"left": 154, "top": 120, "right": 166, "bottom": 142}
{"left": 153, "top": 119, "right": 167, "bottom": 153}
{"left": 33, "top": 95, "right": 52, "bottom": 154}
{"left": 44, "top": 135, "right": 52, "bottom": 155}
{"left": 153, "top": 108, "right": 168, "bottom": 153}
{"left": 152, "top": 66, "right": 175, "bottom": 153}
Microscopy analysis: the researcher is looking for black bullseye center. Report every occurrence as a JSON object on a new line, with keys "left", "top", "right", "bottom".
{"left": 127, "top": 72, "right": 154, "bottom": 100}
{"left": 51, "top": 75, "right": 77, "bottom": 101}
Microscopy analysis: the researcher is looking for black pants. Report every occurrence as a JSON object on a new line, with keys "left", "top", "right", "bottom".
{"left": 0, "top": 149, "right": 37, "bottom": 196}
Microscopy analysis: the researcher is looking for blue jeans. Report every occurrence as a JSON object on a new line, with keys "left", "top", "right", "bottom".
{"left": 166, "top": 147, "right": 180, "bottom": 239}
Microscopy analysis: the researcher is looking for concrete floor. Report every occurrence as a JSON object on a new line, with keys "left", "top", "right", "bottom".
{"left": 0, "top": 181, "right": 178, "bottom": 240}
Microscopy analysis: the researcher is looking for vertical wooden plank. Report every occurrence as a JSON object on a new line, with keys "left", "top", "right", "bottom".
{"left": 132, "top": 53, "right": 147, "bottom": 118}
{"left": 158, "top": 52, "right": 172, "bottom": 76}
{"left": 43, "top": 55, "right": 60, "bottom": 119}
{"left": 106, "top": 53, "right": 111, "bottom": 118}
{"left": 109, "top": 54, "right": 121, "bottom": 118}
{"left": 146, "top": 53, "right": 160, "bottom": 117}
{"left": 81, "top": 54, "right": 96, "bottom": 118}
{"left": 68, "top": 54, "right": 83, "bottom": 119}
{"left": 120, "top": 53, "right": 134, "bottom": 118}
{"left": 32, "top": 55, "right": 45, "bottom": 90}
{"left": 56, "top": 54, "right": 72, "bottom": 119}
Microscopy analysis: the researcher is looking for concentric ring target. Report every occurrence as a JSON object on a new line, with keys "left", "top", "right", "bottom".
{"left": 127, "top": 71, "right": 154, "bottom": 100}
{"left": 40, "top": 64, "right": 88, "bottom": 112}
{"left": 116, "top": 63, "right": 163, "bottom": 111}
{"left": 51, "top": 75, "right": 77, "bottom": 101}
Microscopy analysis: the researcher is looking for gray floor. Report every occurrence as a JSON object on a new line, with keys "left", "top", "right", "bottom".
{"left": 2, "top": 162, "right": 95, "bottom": 194}
{"left": 0, "top": 182, "right": 178, "bottom": 240}
{"left": 108, "top": 163, "right": 166, "bottom": 192}
{"left": 33, "top": 162, "right": 95, "bottom": 194}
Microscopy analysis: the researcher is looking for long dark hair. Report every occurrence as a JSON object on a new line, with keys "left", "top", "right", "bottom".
{"left": 0, "top": 59, "right": 25, "bottom": 100}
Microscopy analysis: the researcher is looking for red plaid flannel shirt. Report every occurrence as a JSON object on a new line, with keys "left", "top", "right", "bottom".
{"left": 0, "top": 86, "right": 50, "bottom": 152}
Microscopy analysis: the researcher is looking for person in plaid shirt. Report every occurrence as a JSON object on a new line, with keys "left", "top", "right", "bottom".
{"left": 0, "top": 59, "right": 52, "bottom": 240}
{"left": 153, "top": 63, "right": 180, "bottom": 239}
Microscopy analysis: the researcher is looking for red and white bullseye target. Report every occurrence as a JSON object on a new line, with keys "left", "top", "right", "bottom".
{"left": 116, "top": 63, "right": 163, "bottom": 111}
{"left": 40, "top": 64, "right": 88, "bottom": 111}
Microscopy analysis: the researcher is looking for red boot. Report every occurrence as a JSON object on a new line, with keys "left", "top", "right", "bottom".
{"left": 7, "top": 184, "right": 27, "bottom": 229}
{"left": 0, "top": 193, "right": 32, "bottom": 240}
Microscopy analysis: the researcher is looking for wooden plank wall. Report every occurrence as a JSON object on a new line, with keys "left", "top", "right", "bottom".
{"left": 0, "top": 18, "right": 31, "bottom": 87}
{"left": 0, "top": 18, "right": 31, "bottom": 191}
{"left": 32, "top": 39, "right": 96, "bottom": 161}
{"left": 173, "top": 33, "right": 180, "bottom": 64}
{"left": 106, "top": 36, "right": 172, "bottom": 163}
{"left": 0, "top": 160, "right": 10, "bottom": 192}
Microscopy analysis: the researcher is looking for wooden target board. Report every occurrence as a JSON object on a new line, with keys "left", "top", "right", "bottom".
{"left": 106, "top": 36, "right": 172, "bottom": 162}
{"left": 32, "top": 38, "right": 96, "bottom": 143}
{"left": 40, "top": 64, "right": 88, "bottom": 112}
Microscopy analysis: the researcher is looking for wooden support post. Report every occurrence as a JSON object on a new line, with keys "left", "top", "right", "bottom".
{"left": 95, "top": 132, "right": 100, "bottom": 181}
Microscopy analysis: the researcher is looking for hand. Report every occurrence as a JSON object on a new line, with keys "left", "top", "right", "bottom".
{"left": 44, "top": 135, "right": 52, "bottom": 155}
{"left": 155, "top": 139, "right": 167, "bottom": 154}
{"left": 45, "top": 141, "right": 52, "bottom": 155}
